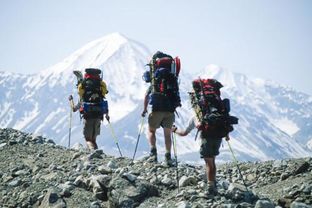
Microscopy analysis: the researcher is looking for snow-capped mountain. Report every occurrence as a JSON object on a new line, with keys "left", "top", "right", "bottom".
{"left": 1, "top": 33, "right": 311, "bottom": 163}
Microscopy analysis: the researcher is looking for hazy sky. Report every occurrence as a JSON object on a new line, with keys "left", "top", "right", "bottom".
{"left": 1, "top": 0, "right": 311, "bottom": 94}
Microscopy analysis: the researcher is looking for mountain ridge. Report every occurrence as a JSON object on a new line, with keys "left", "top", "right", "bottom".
{"left": 0, "top": 33, "right": 311, "bottom": 163}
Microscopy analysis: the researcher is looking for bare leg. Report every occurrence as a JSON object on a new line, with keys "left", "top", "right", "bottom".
{"left": 92, "top": 137, "right": 98, "bottom": 150}
{"left": 163, "top": 128, "right": 172, "bottom": 153}
{"left": 204, "top": 157, "right": 217, "bottom": 182}
{"left": 148, "top": 127, "right": 157, "bottom": 149}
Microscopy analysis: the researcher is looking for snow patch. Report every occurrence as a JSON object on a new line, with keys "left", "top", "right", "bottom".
{"left": 307, "top": 139, "right": 312, "bottom": 150}
{"left": 272, "top": 118, "right": 299, "bottom": 136}
{"left": 14, "top": 103, "right": 40, "bottom": 129}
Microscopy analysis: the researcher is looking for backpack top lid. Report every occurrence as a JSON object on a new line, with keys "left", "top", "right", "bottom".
{"left": 85, "top": 68, "right": 101, "bottom": 75}
{"left": 148, "top": 51, "right": 181, "bottom": 76}
{"left": 192, "top": 78, "right": 223, "bottom": 96}
{"left": 84, "top": 68, "right": 102, "bottom": 80}
{"left": 152, "top": 51, "right": 173, "bottom": 61}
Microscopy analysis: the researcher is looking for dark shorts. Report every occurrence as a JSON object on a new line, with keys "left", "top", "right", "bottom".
{"left": 200, "top": 137, "right": 222, "bottom": 158}
{"left": 83, "top": 118, "right": 101, "bottom": 140}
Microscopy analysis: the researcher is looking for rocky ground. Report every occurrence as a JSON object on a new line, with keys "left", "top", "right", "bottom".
{"left": 0, "top": 128, "right": 311, "bottom": 208}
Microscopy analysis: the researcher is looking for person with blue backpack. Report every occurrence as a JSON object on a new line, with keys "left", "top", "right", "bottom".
{"left": 142, "top": 51, "right": 181, "bottom": 166}
{"left": 69, "top": 68, "right": 109, "bottom": 150}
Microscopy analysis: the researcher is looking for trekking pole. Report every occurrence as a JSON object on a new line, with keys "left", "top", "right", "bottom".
{"left": 106, "top": 118, "right": 123, "bottom": 157}
{"left": 68, "top": 107, "right": 72, "bottom": 148}
{"left": 132, "top": 116, "right": 145, "bottom": 161}
{"left": 226, "top": 136, "right": 249, "bottom": 192}
{"left": 194, "top": 129, "right": 200, "bottom": 141}
{"left": 172, "top": 132, "right": 179, "bottom": 192}
{"left": 68, "top": 98, "right": 74, "bottom": 148}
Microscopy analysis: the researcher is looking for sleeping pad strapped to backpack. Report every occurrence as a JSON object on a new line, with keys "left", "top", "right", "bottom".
{"left": 189, "top": 78, "right": 238, "bottom": 138}
{"left": 78, "top": 68, "right": 108, "bottom": 119}
{"left": 142, "top": 51, "right": 181, "bottom": 112}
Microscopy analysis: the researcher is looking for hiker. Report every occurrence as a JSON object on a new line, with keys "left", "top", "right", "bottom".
{"left": 141, "top": 51, "right": 181, "bottom": 166}
{"left": 172, "top": 78, "right": 238, "bottom": 195}
{"left": 69, "top": 68, "right": 109, "bottom": 150}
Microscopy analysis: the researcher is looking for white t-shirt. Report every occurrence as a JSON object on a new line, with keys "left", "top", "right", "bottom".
{"left": 185, "top": 116, "right": 198, "bottom": 134}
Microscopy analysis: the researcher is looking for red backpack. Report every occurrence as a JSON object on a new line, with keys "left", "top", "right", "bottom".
{"left": 190, "top": 78, "right": 238, "bottom": 138}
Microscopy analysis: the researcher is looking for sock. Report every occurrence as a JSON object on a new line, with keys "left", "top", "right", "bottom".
{"left": 208, "top": 181, "right": 215, "bottom": 187}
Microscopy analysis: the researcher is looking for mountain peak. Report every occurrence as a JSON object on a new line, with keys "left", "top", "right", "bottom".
{"left": 41, "top": 32, "right": 133, "bottom": 76}
{"left": 197, "top": 64, "right": 236, "bottom": 88}
{"left": 94, "top": 32, "right": 129, "bottom": 46}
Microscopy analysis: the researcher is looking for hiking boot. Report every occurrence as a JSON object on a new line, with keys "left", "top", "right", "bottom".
{"left": 205, "top": 184, "right": 218, "bottom": 197}
{"left": 147, "top": 148, "right": 157, "bottom": 163}
{"left": 164, "top": 152, "right": 173, "bottom": 167}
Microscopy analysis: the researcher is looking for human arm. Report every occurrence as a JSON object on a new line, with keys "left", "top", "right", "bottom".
{"left": 68, "top": 95, "right": 80, "bottom": 112}
{"left": 104, "top": 110, "right": 110, "bottom": 122}
{"left": 141, "top": 87, "right": 151, "bottom": 117}
{"left": 171, "top": 117, "right": 196, "bottom": 137}
{"left": 172, "top": 125, "right": 189, "bottom": 136}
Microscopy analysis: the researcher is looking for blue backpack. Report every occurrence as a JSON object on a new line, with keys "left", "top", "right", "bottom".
{"left": 81, "top": 100, "right": 108, "bottom": 119}
{"left": 143, "top": 51, "right": 181, "bottom": 112}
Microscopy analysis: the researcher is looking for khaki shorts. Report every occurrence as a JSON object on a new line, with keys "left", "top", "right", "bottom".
{"left": 83, "top": 118, "right": 101, "bottom": 140}
{"left": 200, "top": 137, "right": 222, "bottom": 158}
{"left": 148, "top": 111, "right": 175, "bottom": 129}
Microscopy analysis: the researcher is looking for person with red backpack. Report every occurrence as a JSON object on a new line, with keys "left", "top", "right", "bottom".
{"left": 69, "top": 68, "right": 109, "bottom": 150}
{"left": 142, "top": 51, "right": 181, "bottom": 166}
{"left": 172, "top": 78, "right": 238, "bottom": 196}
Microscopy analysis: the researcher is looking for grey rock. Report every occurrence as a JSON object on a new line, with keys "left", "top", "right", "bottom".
{"left": 179, "top": 175, "right": 197, "bottom": 187}
{"left": 90, "top": 201, "right": 101, "bottom": 208}
{"left": 8, "top": 179, "right": 22, "bottom": 187}
{"left": 46, "top": 139, "right": 55, "bottom": 144}
{"left": 302, "top": 184, "right": 312, "bottom": 194}
{"left": 290, "top": 202, "right": 312, "bottom": 208}
{"left": 88, "top": 149, "right": 104, "bottom": 159}
{"left": 12, "top": 169, "right": 29, "bottom": 176}
{"left": 0, "top": 143, "right": 7, "bottom": 148}
{"left": 226, "top": 183, "right": 247, "bottom": 201}
{"left": 108, "top": 177, "right": 158, "bottom": 207}
{"left": 255, "top": 199, "right": 275, "bottom": 208}
{"left": 93, "top": 191, "right": 107, "bottom": 201}
{"left": 228, "top": 183, "right": 246, "bottom": 192}
{"left": 38, "top": 189, "right": 66, "bottom": 208}
{"left": 122, "top": 173, "right": 137, "bottom": 182}
{"left": 294, "top": 162, "right": 310, "bottom": 175}
{"left": 71, "top": 152, "right": 81, "bottom": 160}
{"left": 219, "top": 204, "right": 236, "bottom": 208}
{"left": 161, "top": 175, "right": 172, "bottom": 186}
{"left": 176, "top": 201, "right": 191, "bottom": 208}
{"left": 71, "top": 143, "right": 84, "bottom": 151}
{"left": 280, "top": 172, "right": 290, "bottom": 181}
{"left": 246, "top": 173, "right": 257, "bottom": 182}
{"left": 107, "top": 160, "right": 118, "bottom": 169}
{"left": 239, "top": 202, "right": 254, "bottom": 208}
{"left": 58, "top": 181, "right": 75, "bottom": 192}
{"left": 149, "top": 176, "right": 157, "bottom": 184}
{"left": 89, "top": 174, "right": 111, "bottom": 188}
{"left": 74, "top": 175, "right": 87, "bottom": 188}
{"left": 273, "top": 160, "right": 287, "bottom": 168}
{"left": 98, "top": 165, "right": 112, "bottom": 174}
{"left": 219, "top": 179, "right": 230, "bottom": 190}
